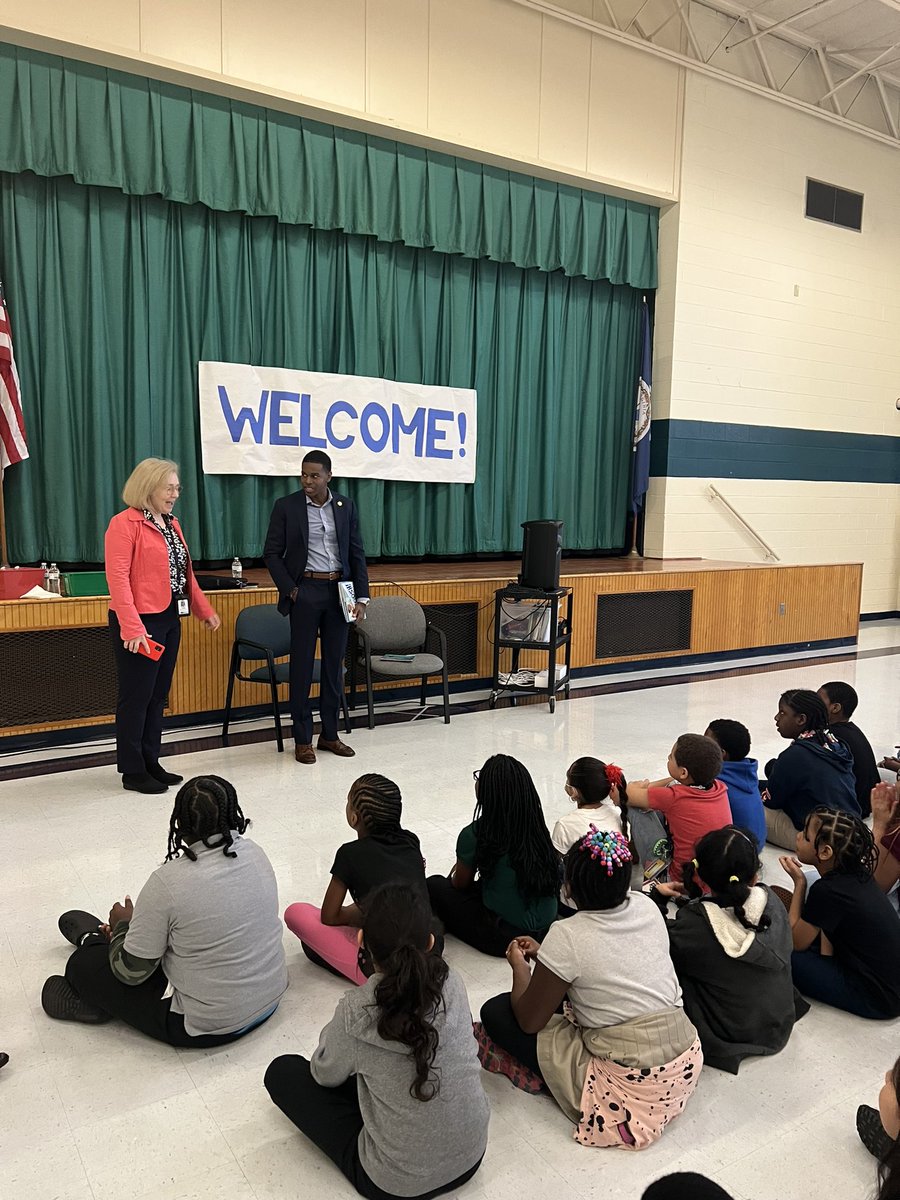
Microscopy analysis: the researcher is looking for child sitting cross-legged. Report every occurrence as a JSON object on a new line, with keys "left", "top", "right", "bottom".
{"left": 475, "top": 828, "right": 702, "bottom": 1150}
{"left": 266, "top": 883, "right": 489, "bottom": 1200}
{"left": 778, "top": 806, "right": 900, "bottom": 1019}
{"left": 627, "top": 734, "right": 732, "bottom": 885}
{"left": 652, "top": 825, "right": 808, "bottom": 1074}
{"left": 552, "top": 757, "right": 629, "bottom": 854}
{"left": 705, "top": 720, "right": 767, "bottom": 851}
{"left": 284, "top": 774, "right": 431, "bottom": 985}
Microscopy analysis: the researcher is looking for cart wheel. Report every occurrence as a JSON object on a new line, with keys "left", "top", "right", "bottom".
{"left": 549, "top": 696, "right": 556, "bottom": 713}
{"left": 489, "top": 693, "right": 497, "bottom": 709}
{"left": 564, "top": 685, "right": 570, "bottom": 699}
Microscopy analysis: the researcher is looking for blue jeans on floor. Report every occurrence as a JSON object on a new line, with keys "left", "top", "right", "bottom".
{"left": 791, "top": 947, "right": 897, "bottom": 1019}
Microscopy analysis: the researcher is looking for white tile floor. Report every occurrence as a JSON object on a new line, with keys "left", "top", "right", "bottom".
{"left": 2, "top": 622, "right": 899, "bottom": 1200}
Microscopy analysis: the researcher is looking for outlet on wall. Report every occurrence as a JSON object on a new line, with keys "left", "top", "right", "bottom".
{"left": 778, "top": 602, "right": 786, "bottom": 616}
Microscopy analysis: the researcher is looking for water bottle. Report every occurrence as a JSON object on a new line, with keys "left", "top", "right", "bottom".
{"left": 48, "top": 563, "right": 61, "bottom": 595}
{"left": 40, "top": 561, "right": 48, "bottom": 588}
{"left": 231, "top": 556, "right": 243, "bottom": 585}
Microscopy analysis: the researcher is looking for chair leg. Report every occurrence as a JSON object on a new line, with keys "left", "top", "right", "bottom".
{"left": 442, "top": 665, "right": 450, "bottom": 724}
{"left": 365, "top": 657, "right": 375, "bottom": 730}
{"left": 420, "top": 674, "right": 427, "bottom": 707}
{"left": 222, "top": 643, "right": 239, "bottom": 745}
{"left": 341, "top": 684, "right": 352, "bottom": 735}
{"left": 266, "top": 651, "right": 283, "bottom": 753}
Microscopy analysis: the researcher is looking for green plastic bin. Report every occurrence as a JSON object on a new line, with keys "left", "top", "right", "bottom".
{"left": 62, "top": 571, "right": 109, "bottom": 597}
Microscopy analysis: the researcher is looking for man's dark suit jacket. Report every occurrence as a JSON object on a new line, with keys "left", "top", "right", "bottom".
{"left": 263, "top": 491, "right": 370, "bottom": 617}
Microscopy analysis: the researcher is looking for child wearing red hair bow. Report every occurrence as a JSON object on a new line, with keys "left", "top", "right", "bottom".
{"left": 552, "top": 758, "right": 629, "bottom": 856}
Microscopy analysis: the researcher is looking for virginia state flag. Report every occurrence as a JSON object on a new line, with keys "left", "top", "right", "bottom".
{"left": 631, "top": 300, "right": 651, "bottom": 513}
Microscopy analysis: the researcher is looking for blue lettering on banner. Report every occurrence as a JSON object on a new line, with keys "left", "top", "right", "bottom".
{"left": 218, "top": 386, "right": 269, "bottom": 443}
{"left": 269, "top": 391, "right": 300, "bottom": 446}
{"left": 325, "top": 401, "right": 357, "bottom": 450}
{"left": 391, "top": 405, "right": 425, "bottom": 457}
{"left": 299, "top": 393, "right": 327, "bottom": 448}
{"left": 360, "top": 402, "right": 390, "bottom": 452}
{"left": 425, "top": 408, "right": 454, "bottom": 459}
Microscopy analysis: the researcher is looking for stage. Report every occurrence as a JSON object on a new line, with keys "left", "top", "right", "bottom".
{"left": 0, "top": 557, "right": 863, "bottom": 741}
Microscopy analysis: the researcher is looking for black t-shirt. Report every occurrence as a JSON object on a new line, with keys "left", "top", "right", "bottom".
{"left": 829, "top": 722, "right": 880, "bottom": 817}
{"left": 330, "top": 832, "right": 425, "bottom": 904}
{"left": 803, "top": 872, "right": 900, "bottom": 1010}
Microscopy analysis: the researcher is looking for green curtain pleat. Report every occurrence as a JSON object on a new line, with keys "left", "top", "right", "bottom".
{"left": 0, "top": 42, "right": 657, "bottom": 289}
{"left": 0, "top": 171, "right": 641, "bottom": 562}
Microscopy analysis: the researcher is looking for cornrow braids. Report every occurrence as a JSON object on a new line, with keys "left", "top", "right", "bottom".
{"left": 166, "top": 775, "right": 248, "bottom": 862}
{"left": 473, "top": 755, "right": 559, "bottom": 901}
{"left": 566, "top": 757, "right": 630, "bottom": 839}
{"left": 806, "top": 805, "right": 878, "bottom": 879}
{"left": 349, "top": 774, "right": 418, "bottom": 849}
{"left": 563, "top": 827, "right": 633, "bottom": 911}
{"left": 780, "top": 688, "right": 828, "bottom": 733}
{"left": 682, "top": 826, "right": 770, "bottom": 932}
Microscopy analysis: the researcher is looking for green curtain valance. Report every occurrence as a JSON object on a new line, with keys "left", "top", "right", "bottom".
{"left": 0, "top": 42, "right": 658, "bottom": 289}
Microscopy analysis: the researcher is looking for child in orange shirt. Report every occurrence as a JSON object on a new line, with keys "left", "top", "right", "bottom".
{"left": 627, "top": 734, "right": 732, "bottom": 884}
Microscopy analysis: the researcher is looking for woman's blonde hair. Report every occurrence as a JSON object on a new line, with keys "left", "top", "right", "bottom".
{"left": 122, "top": 458, "right": 180, "bottom": 510}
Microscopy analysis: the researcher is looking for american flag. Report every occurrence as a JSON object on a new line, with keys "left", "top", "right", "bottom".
{"left": 0, "top": 281, "right": 27, "bottom": 471}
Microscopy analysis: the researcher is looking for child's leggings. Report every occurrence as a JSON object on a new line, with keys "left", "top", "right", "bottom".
{"left": 284, "top": 903, "right": 367, "bottom": 986}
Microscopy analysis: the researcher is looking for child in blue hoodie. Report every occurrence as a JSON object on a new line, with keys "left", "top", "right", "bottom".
{"left": 705, "top": 720, "right": 767, "bottom": 851}
{"left": 762, "top": 689, "right": 859, "bottom": 849}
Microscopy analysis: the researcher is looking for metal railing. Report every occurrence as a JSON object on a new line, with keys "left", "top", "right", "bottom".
{"left": 707, "top": 484, "right": 781, "bottom": 561}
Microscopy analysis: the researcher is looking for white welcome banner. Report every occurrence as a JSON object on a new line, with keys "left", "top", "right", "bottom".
{"left": 198, "top": 362, "right": 477, "bottom": 483}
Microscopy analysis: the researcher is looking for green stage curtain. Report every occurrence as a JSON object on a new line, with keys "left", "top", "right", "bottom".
{"left": 0, "top": 171, "right": 642, "bottom": 562}
{"left": 0, "top": 43, "right": 657, "bottom": 290}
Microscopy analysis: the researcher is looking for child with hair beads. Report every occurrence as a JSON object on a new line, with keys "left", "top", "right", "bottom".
{"left": 762, "top": 688, "right": 858, "bottom": 849}
{"left": 476, "top": 828, "right": 702, "bottom": 1150}
{"left": 284, "top": 774, "right": 428, "bottom": 984}
{"left": 705, "top": 720, "right": 767, "bottom": 850}
{"left": 627, "top": 734, "right": 732, "bottom": 884}
{"left": 778, "top": 806, "right": 900, "bottom": 1018}
{"left": 652, "top": 825, "right": 806, "bottom": 1074}
{"left": 265, "top": 883, "right": 489, "bottom": 1200}
{"left": 427, "top": 755, "right": 559, "bottom": 956}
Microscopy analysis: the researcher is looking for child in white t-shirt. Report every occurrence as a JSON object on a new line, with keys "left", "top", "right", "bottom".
{"left": 552, "top": 758, "right": 628, "bottom": 855}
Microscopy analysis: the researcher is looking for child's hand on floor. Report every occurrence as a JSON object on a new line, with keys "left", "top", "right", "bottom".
{"left": 778, "top": 856, "right": 806, "bottom": 887}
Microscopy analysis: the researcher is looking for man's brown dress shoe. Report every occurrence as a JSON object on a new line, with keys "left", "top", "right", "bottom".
{"left": 317, "top": 738, "right": 355, "bottom": 758}
{"left": 294, "top": 744, "right": 316, "bottom": 764}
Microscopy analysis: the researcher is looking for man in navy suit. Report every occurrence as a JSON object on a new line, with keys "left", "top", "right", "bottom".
{"left": 264, "top": 451, "right": 370, "bottom": 764}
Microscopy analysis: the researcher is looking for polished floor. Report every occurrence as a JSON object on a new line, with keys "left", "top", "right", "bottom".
{"left": 2, "top": 622, "right": 899, "bottom": 1200}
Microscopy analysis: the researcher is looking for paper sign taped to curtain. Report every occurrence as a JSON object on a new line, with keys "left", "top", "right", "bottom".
{"left": 198, "top": 361, "right": 477, "bottom": 483}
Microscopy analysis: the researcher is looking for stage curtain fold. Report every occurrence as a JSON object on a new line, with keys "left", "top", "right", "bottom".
{"left": 0, "top": 42, "right": 657, "bottom": 290}
{"left": 0, "top": 171, "right": 642, "bottom": 563}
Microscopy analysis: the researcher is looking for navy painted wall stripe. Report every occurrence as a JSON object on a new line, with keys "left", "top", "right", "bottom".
{"left": 649, "top": 420, "right": 900, "bottom": 484}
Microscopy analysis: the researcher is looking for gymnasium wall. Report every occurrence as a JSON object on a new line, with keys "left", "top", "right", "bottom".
{"left": 644, "top": 75, "right": 900, "bottom": 615}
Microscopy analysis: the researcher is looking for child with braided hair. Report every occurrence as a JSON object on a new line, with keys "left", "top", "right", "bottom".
{"left": 779, "top": 806, "right": 900, "bottom": 1018}
{"left": 476, "top": 827, "right": 702, "bottom": 1149}
{"left": 652, "top": 826, "right": 807, "bottom": 1073}
{"left": 41, "top": 776, "right": 287, "bottom": 1044}
{"left": 285, "top": 773, "right": 431, "bottom": 984}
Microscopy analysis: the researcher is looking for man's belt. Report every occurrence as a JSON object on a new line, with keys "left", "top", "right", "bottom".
{"left": 304, "top": 570, "right": 342, "bottom": 580}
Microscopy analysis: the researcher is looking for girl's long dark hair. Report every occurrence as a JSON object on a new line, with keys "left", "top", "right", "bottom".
{"left": 878, "top": 1056, "right": 900, "bottom": 1200}
{"left": 363, "top": 883, "right": 449, "bottom": 1102}
{"left": 683, "top": 826, "right": 770, "bottom": 931}
{"left": 473, "top": 755, "right": 558, "bottom": 899}
{"left": 567, "top": 757, "right": 630, "bottom": 840}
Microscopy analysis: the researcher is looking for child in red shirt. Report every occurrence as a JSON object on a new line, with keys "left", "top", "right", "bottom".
{"left": 627, "top": 734, "right": 733, "bottom": 884}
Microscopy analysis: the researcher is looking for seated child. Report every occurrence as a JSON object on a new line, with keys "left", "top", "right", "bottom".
{"left": 705, "top": 720, "right": 766, "bottom": 851}
{"left": 627, "top": 734, "right": 732, "bottom": 884}
{"left": 655, "top": 825, "right": 807, "bottom": 1074}
{"left": 818, "top": 681, "right": 880, "bottom": 818}
{"left": 266, "top": 883, "right": 489, "bottom": 1200}
{"left": 427, "top": 755, "right": 559, "bottom": 957}
{"left": 475, "top": 829, "right": 702, "bottom": 1149}
{"left": 285, "top": 774, "right": 428, "bottom": 984}
{"left": 552, "top": 758, "right": 628, "bottom": 854}
{"left": 762, "top": 689, "right": 858, "bottom": 849}
{"left": 42, "top": 776, "right": 287, "bottom": 1045}
{"left": 778, "top": 807, "right": 900, "bottom": 1019}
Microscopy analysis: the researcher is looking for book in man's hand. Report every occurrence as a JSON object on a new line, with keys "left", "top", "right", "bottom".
{"left": 337, "top": 580, "right": 357, "bottom": 623}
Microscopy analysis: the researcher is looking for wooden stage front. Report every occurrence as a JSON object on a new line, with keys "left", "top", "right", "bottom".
{"left": 0, "top": 557, "right": 863, "bottom": 741}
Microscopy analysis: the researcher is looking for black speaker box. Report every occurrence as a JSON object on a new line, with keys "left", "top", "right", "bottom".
{"left": 519, "top": 520, "right": 563, "bottom": 591}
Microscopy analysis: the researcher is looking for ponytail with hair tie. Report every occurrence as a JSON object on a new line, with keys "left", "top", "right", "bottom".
{"left": 604, "top": 763, "right": 624, "bottom": 790}
{"left": 728, "top": 875, "right": 739, "bottom": 883}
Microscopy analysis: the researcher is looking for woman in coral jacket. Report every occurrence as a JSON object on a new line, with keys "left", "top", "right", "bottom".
{"left": 105, "top": 458, "right": 220, "bottom": 794}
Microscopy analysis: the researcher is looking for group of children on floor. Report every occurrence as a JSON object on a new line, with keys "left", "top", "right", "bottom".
{"left": 34, "top": 678, "right": 900, "bottom": 1200}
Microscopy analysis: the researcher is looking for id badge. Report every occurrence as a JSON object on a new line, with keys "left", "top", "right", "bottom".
{"left": 176, "top": 595, "right": 190, "bottom": 617}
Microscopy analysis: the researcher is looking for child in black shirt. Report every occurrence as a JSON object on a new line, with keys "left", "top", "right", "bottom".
{"left": 818, "top": 681, "right": 880, "bottom": 818}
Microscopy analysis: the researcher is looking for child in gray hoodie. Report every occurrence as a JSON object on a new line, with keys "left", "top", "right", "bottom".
{"left": 265, "top": 882, "right": 489, "bottom": 1199}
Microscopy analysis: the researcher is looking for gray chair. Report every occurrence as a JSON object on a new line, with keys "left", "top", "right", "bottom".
{"left": 350, "top": 595, "right": 450, "bottom": 729}
{"left": 222, "top": 603, "right": 350, "bottom": 752}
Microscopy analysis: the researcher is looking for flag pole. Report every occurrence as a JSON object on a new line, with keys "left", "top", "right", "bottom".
{"left": 0, "top": 470, "right": 9, "bottom": 569}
